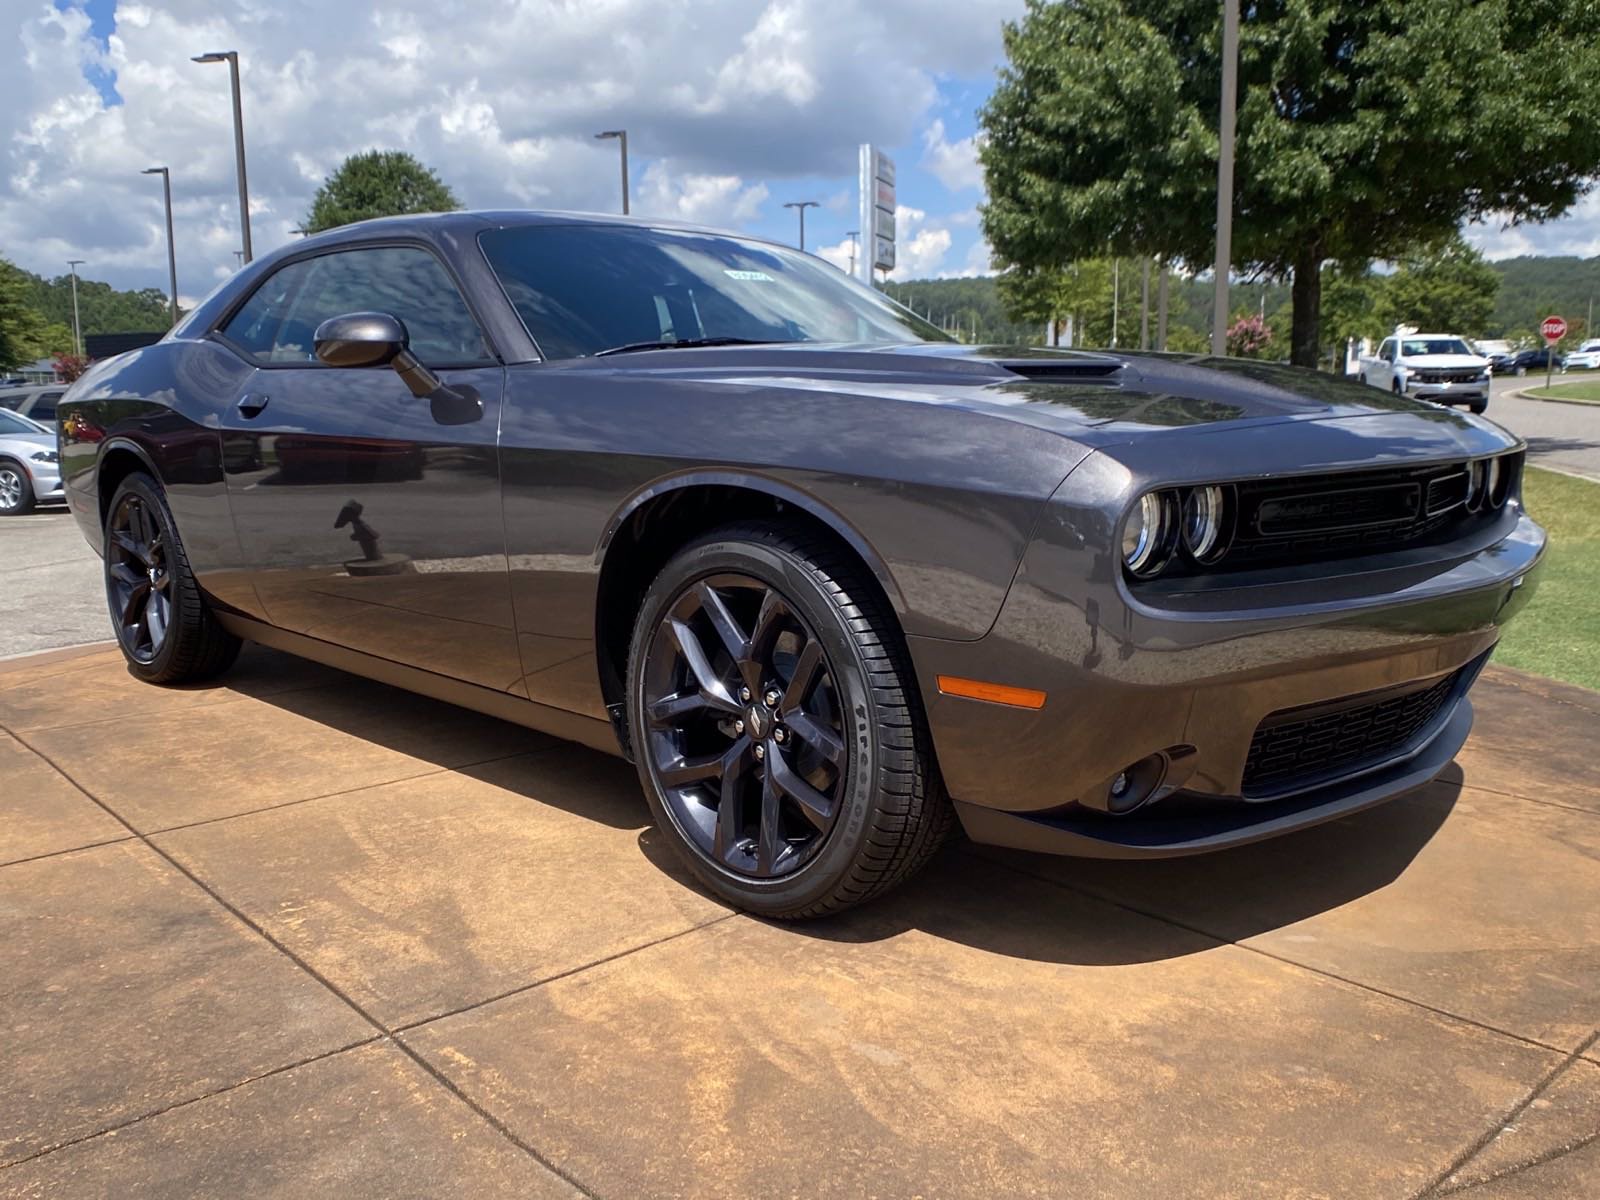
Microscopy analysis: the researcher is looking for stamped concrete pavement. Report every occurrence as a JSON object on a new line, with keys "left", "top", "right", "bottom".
{"left": 0, "top": 644, "right": 1596, "bottom": 1198}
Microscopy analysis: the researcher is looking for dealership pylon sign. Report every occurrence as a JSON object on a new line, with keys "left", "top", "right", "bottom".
{"left": 858, "top": 144, "right": 895, "bottom": 282}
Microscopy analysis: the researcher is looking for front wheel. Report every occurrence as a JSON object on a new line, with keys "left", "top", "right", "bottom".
{"left": 627, "top": 524, "right": 950, "bottom": 918}
{"left": 104, "top": 472, "right": 241, "bottom": 683}
{"left": 0, "top": 460, "right": 35, "bottom": 515}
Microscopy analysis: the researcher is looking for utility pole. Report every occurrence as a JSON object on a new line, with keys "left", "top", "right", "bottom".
{"left": 142, "top": 167, "right": 179, "bottom": 325}
{"left": 594, "top": 130, "right": 629, "bottom": 214}
{"left": 846, "top": 231, "right": 859, "bottom": 277}
{"left": 1157, "top": 258, "right": 1170, "bottom": 351}
{"left": 67, "top": 260, "right": 85, "bottom": 357}
{"left": 192, "top": 51, "right": 253, "bottom": 262}
{"left": 1211, "top": 0, "right": 1240, "bottom": 355}
{"left": 1111, "top": 258, "right": 1120, "bottom": 347}
{"left": 783, "top": 201, "right": 819, "bottom": 251}
{"left": 1140, "top": 258, "right": 1151, "bottom": 350}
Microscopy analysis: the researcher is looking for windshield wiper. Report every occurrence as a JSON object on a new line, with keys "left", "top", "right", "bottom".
{"left": 592, "top": 337, "right": 788, "bottom": 357}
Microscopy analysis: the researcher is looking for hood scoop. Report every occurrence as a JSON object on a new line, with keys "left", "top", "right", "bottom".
{"left": 998, "top": 358, "right": 1123, "bottom": 382}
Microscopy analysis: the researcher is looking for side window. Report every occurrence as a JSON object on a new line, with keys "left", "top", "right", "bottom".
{"left": 1379, "top": 339, "right": 1394, "bottom": 362}
{"left": 221, "top": 247, "right": 492, "bottom": 365}
{"left": 30, "top": 396, "right": 59, "bottom": 421}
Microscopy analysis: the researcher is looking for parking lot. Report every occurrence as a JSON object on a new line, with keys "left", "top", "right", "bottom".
{"left": 1, "top": 640, "right": 1597, "bottom": 1197}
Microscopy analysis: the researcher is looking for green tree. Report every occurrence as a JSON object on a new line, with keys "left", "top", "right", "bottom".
{"left": 0, "top": 258, "right": 49, "bottom": 370}
{"left": 304, "top": 150, "right": 462, "bottom": 233}
{"left": 980, "top": 0, "right": 1600, "bottom": 368}
{"left": 1375, "top": 238, "right": 1500, "bottom": 336}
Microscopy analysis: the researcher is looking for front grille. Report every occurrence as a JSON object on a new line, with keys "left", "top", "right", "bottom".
{"left": 1215, "top": 456, "right": 1518, "bottom": 572}
{"left": 1417, "top": 369, "right": 1485, "bottom": 384}
{"left": 1241, "top": 669, "right": 1462, "bottom": 797}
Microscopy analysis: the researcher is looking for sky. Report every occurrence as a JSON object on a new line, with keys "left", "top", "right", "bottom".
{"left": 2, "top": 0, "right": 1597, "bottom": 306}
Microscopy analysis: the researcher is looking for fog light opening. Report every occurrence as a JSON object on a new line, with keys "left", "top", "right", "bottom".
{"left": 1089, "top": 753, "right": 1169, "bottom": 815}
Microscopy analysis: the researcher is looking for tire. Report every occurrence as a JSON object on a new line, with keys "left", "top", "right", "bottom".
{"left": 1470, "top": 399, "right": 1488, "bottom": 415}
{"left": 626, "top": 522, "right": 951, "bottom": 919}
{"left": 104, "top": 472, "right": 241, "bottom": 684}
{"left": 0, "top": 459, "right": 35, "bottom": 515}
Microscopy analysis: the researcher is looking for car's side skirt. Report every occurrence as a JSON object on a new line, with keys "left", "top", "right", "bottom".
{"left": 214, "top": 613, "right": 624, "bottom": 759}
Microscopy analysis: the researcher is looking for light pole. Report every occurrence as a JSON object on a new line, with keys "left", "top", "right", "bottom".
{"left": 66, "top": 260, "right": 84, "bottom": 358}
{"left": 784, "top": 200, "right": 819, "bottom": 251}
{"left": 845, "top": 230, "right": 859, "bottom": 276}
{"left": 594, "top": 130, "right": 629, "bottom": 215}
{"left": 1211, "top": 0, "right": 1239, "bottom": 356}
{"left": 192, "top": 50, "right": 253, "bottom": 263}
{"left": 142, "top": 167, "right": 179, "bottom": 326}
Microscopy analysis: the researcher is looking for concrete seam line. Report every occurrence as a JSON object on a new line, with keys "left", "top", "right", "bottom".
{"left": 1433, "top": 1127, "right": 1600, "bottom": 1197}
{"left": 0, "top": 834, "right": 138, "bottom": 870}
{"left": 0, "top": 1036, "right": 383, "bottom": 1172}
{"left": 393, "top": 911, "right": 741, "bottom": 1034}
{"left": 1415, "top": 1028, "right": 1600, "bottom": 1198}
{"left": 963, "top": 844, "right": 1582, "bottom": 1060}
{"left": 6, "top": 730, "right": 603, "bottom": 1200}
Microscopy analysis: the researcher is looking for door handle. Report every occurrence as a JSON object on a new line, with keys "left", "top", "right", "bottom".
{"left": 236, "top": 392, "right": 270, "bottom": 418}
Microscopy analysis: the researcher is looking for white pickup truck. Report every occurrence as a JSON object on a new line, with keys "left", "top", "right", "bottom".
{"left": 1358, "top": 333, "right": 1491, "bottom": 414}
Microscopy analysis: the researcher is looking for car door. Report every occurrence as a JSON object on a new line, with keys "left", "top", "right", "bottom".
{"left": 215, "top": 242, "right": 522, "bottom": 694}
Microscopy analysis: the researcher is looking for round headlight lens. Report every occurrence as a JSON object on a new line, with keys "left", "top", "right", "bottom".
{"left": 1122, "top": 491, "right": 1170, "bottom": 576}
{"left": 1182, "top": 485, "right": 1227, "bottom": 561}
{"left": 1466, "top": 460, "right": 1487, "bottom": 511}
{"left": 1487, "top": 455, "right": 1511, "bottom": 508}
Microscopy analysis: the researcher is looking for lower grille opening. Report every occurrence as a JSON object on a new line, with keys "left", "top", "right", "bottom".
{"left": 1242, "top": 669, "right": 1464, "bottom": 798}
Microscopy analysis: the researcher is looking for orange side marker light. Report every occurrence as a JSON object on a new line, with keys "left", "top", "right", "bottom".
{"left": 936, "top": 676, "right": 1046, "bottom": 710}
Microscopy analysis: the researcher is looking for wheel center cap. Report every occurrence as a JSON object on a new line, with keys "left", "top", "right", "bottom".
{"left": 745, "top": 705, "right": 770, "bottom": 739}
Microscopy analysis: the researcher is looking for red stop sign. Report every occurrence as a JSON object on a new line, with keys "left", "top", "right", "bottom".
{"left": 1542, "top": 315, "right": 1567, "bottom": 343}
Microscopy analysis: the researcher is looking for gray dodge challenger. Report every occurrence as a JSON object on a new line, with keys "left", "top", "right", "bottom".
{"left": 56, "top": 211, "right": 1545, "bottom": 917}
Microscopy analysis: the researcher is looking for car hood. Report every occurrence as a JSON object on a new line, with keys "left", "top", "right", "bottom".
{"left": 557, "top": 341, "right": 1508, "bottom": 443}
{"left": 0, "top": 432, "right": 54, "bottom": 454}
{"left": 1396, "top": 354, "right": 1488, "bottom": 368}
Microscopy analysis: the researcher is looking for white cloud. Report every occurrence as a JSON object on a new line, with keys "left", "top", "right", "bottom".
{"left": 1463, "top": 194, "right": 1600, "bottom": 260}
{"left": 0, "top": 0, "right": 1023, "bottom": 292}
{"left": 886, "top": 205, "right": 952, "bottom": 279}
{"left": 919, "top": 117, "right": 984, "bottom": 192}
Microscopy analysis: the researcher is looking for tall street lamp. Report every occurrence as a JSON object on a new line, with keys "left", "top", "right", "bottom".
{"left": 784, "top": 200, "right": 819, "bottom": 251}
{"left": 1210, "top": 0, "right": 1239, "bottom": 356}
{"left": 594, "top": 130, "right": 629, "bottom": 215}
{"left": 142, "top": 167, "right": 179, "bottom": 326}
{"left": 193, "top": 50, "right": 253, "bottom": 263}
{"left": 66, "top": 260, "right": 85, "bottom": 358}
{"left": 846, "top": 230, "right": 859, "bottom": 276}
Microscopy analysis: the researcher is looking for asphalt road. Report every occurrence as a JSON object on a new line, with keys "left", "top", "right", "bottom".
{"left": 2, "top": 379, "right": 1597, "bottom": 658}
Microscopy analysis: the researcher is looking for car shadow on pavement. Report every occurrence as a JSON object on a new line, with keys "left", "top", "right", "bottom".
{"left": 239, "top": 647, "right": 1457, "bottom": 966}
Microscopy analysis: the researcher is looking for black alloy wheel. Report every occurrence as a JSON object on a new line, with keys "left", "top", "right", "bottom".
{"left": 103, "top": 472, "right": 240, "bottom": 684}
{"left": 641, "top": 572, "right": 847, "bottom": 880}
{"left": 628, "top": 523, "right": 951, "bottom": 918}
{"left": 106, "top": 490, "right": 172, "bottom": 663}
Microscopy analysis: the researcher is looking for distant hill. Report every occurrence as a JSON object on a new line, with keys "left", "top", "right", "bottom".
{"left": 888, "top": 255, "right": 1600, "bottom": 347}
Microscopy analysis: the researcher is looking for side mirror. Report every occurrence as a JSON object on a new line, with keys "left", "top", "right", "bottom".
{"left": 313, "top": 310, "right": 444, "bottom": 400}
{"left": 314, "top": 312, "right": 408, "bottom": 368}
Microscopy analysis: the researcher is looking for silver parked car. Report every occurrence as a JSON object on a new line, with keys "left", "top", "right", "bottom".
{"left": 0, "top": 407, "right": 63, "bottom": 514}
{"left": 0, "top": 384, "right": 68, "bottom": 429}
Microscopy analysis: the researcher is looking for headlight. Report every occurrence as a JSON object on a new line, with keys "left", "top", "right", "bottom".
{"left": 1486, "top": 455, "right": 1512, "bottom": 509}
{"left": 1181, "top": 485, "right": 1229, "bottom": 562}
{"left": 30, "top": 450, "right": 58, "bottom": 464}
{"left": 1122, "top": 491, "right": 1174, "bottom": 577}
{"left": 1466, "top": 460, "right": 1487, "bottom": 511}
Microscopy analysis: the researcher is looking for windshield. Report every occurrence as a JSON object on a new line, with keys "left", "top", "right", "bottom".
{"left": 1401, "top": 338, "right": 1474, "bottom": 356}
{"left": 0, "top": 407, "right": 47, "bottom": 435}
{"left": 478, "top": 224, "right": 950, "bottom": 360}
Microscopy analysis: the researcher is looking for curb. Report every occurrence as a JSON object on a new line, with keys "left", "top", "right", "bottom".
{"left": 1512, "top": 386, "right": 1600, "bottom": 409}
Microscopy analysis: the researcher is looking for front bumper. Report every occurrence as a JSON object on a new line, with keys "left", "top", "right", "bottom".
{"left": 907, "top": 470, "right": 1545, "bottom": 857}
{"left": 29, "top": 460, "right": 64, "bottom": 501}
{"left": 1403, "top": 379, "right": 1488, "bottom": 403}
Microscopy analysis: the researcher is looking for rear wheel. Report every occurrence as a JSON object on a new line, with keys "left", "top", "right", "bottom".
{"left": 627, "top": 523, "right": 950, "bottom": 918}
{"left": 104, "top": 472, "right": 241, "bottom": 683}
{"left": 0, "top": 460, "right": 35, "bottom": 515}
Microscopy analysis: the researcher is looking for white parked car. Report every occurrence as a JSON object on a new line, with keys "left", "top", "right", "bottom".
{"left": 1358, "top": 334, "right": 1491, "bottom": 414}
{"left": 0, "top": 407, "right": 63, "bottom": 515}
{"left": 1562, "top": 339, "right": 1600, "bottom": 371}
